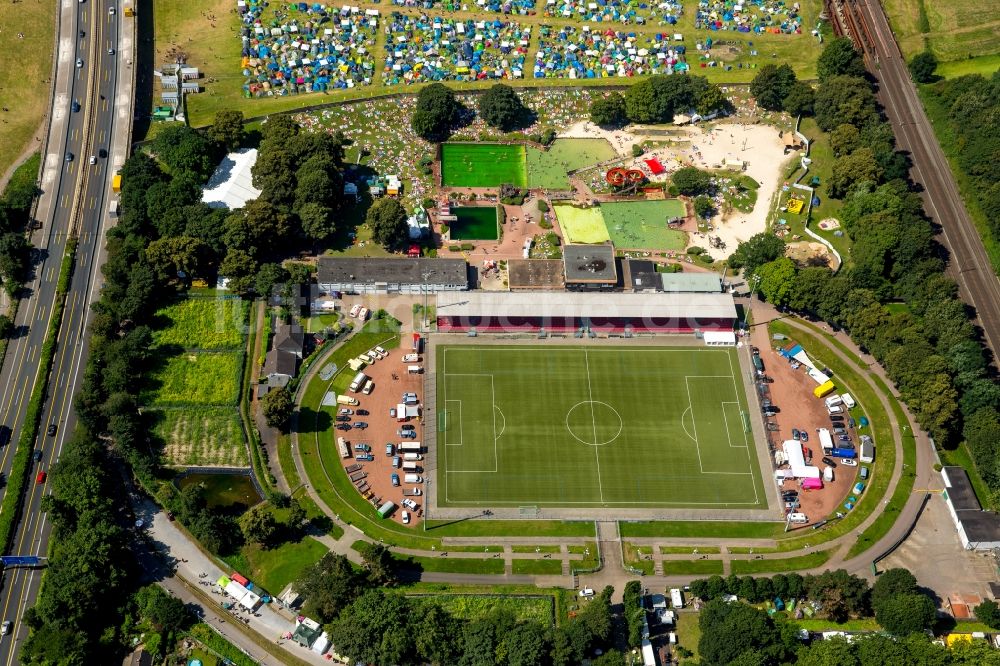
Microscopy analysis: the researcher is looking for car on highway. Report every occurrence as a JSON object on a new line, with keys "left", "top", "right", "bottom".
{"left": 89, "top": 155, "right": 97, "bottom": 165}
{"left": 841, "top": 459, "right": 858, "bottom": 467}
{"left": 108, "top": 47, "right": 115, "bottom": 55}
{"left": 0, "top": 620, "right": 10, "bottom": 636}
{"left": 76, "top": 57, "right": 83, "bottom": 68}
{"left": 64, "top": 153, "right": 74, "bottom": 163}
{"left": 35, "top": 471, "right": 46, "bottom": 484}
{"left": 821, "top": 456, "right": 836, "bottom": 467}
{"left": 71, "top": 100, "right": 81, "bottom": 112}
{"left": 108, "top": 5, "right": 115, "bottom": 13}
{"left": 32, "top": 449, "right": 42, "bottom": 462}
{"left": 352, "top": 422, "right": 368, "bottom": 429}
{"left": 47, "top": 423, "right": 57, "bottom": 436}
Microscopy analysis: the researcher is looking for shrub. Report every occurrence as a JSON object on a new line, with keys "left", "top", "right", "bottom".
{"left": 447, "top": 245, "right": 462, "bottom": 252}
{"left": 537, "top": 200, "right": 549, "bottom": 213}
{"left": 631, "top": 144, "right": 644, "bottom": 158}
{"left": 687, "top": 246, "right": 706, "bottom": 255}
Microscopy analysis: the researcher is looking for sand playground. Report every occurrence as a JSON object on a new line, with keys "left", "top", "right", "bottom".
{"left": 562, "top": 120, "right": 793, "bottom": 258}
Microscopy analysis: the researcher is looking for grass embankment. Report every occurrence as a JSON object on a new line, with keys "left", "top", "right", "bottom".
{"left": 0, "top": 239, "right": 76, "bottom": 558}
{"left": 661, "top": 559, "right": 725, "bottom": 576}
{"left": 408, "top": 593, "right": 556, "bottom": 625}
{"left": 883, "top": 0, "right": 1000, "bottom": 61}
{"left": 512, "top": 559, "right": 564, "bottom": 575}
{"left": 224, "top": 536, "right": 328, "bottom": 594}
{"left": 619, "top": 521, "right": 783, "bottom": 540}
{"left": 729, "top": 549, "right": 833, "bottom": 574}
{"left": 0, "top": 0, "right": 55, "bottom": 181}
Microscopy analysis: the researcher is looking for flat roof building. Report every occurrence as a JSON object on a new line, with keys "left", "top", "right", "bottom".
{"left": 623, "top": 260, "right": 723, "bottom": 293}
{"left": 317, "top": 257, "right": 468, "bottom": 295}
{"left": 563, "top": 244, "right": 619, "bottom": 291}
{"left": 507, "top": 259, "right": 565, "bottom": 291}
{"left": 942, "top": 466, "right": 1000, "bottom": 550}
{"left": 436, "top": 291, "right": 737, "bottom": 334}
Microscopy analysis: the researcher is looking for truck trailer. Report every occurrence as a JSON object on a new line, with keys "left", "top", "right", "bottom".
{"left": 830, "top": 447, "right": 856, "bottom": 459}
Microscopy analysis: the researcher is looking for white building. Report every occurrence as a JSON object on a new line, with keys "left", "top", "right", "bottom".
{"left": 942, "top": 466, "right": 1000, "bottom": 550}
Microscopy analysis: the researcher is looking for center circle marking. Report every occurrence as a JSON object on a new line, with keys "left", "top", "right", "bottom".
{"left": 565, "top": 401, "right": 623, "bottom": 446}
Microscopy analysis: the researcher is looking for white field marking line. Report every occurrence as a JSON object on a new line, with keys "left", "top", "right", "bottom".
{"left": 440, "top": 496, "right": 762, "bottom": 506}
{"left": 444, "top": 374, "right": 499, "bottom": 473}
{"left": 684, "top": 376, "right": 705, "bottom": 474}
{"left": 584, "top": 349, "right": 605, "bottom": 503}
{"left": 726, "top": 348, "right": 761, "bottom": 507}
{"left": 720, "top": 401, "right": 748, "bottom": 449}
{"left": 680, "top": 406, "right": 697, "bottom": 442}
{"left": 444, "top": 399, "right": 464, "bottom": 446}
{"left": 494, "top": 405, "right": 506, "bottom": 440}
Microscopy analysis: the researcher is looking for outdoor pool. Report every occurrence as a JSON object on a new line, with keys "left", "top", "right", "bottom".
{"left": 176, "top": 472, "right": 262, "bottom": 509}
{"left": 450, "top": 206, "right": 500, "bottom": 240}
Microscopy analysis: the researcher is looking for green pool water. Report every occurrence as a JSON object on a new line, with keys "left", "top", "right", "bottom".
{"left": 450, "top": 207, "right": 499, "bottom": 240}
{"left": 176, "top": 473, "right": 262, "bottom": 509}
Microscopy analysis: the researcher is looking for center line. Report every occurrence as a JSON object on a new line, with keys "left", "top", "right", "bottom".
{"left": 584, "top": 350, "right": 604, "bottom": 503}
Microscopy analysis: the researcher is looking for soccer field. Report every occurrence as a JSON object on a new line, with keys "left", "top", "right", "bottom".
{"left": 440, "top": 143, "right": 528, "bottom": 188}
{"left": 435, "top": 345, "right": 767, "bottom": 509}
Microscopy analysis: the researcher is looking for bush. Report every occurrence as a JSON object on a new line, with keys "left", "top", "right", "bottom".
{"left": 539, "top": 219, "right": 552, "bottom": 230}
{"left": 447, "top": 245, "right": 462, "bottom": 252}
{"left": 631, "top": 144, "right": 644, "bottom": 158}
{"left": 687, "top": 246, "right": 706, "bottom": 255}
{"left": 908, "top": 51, "right": 938, "bottom": 83}
{"left": 460, "top": 243, "right": 475, "bottom": 251}
{"left": 671, "top": 167, "right": 713, "bottom": 196}
{"left": 537, "top": 200, "right": 549, "bottom": 213}
{"left": 439, "top": 224, "right": 450, "bottom": 234}
{"left": 541, "top": 128, "right": 556, "bottom": 146}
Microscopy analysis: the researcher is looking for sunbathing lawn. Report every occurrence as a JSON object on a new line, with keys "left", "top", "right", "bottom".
{"left": 553, "top": 203, "right": 610, "bottom": 244}
{"left": 601, "top": 200, "right": 688, "bottom": 250}
{"left": 526, "top": 138, "right": 618, "bottom": 190}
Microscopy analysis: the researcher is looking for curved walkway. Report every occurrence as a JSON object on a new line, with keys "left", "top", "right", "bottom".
{"left": 281, "top": 301, "right": 937, "bottom": 592}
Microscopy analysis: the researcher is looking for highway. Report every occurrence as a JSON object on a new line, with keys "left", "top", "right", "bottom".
{"left": 0, "top": 0, "right": 127, "bottom": 660}
{"left": 845, "top": 0, "right": 1000, "bottom": 356}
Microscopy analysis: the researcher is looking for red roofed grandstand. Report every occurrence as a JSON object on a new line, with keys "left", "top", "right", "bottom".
{"left": 435, "top": 292, "right": 737, "bottom": 334}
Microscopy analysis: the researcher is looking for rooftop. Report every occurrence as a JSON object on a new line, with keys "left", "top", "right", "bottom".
{"left": 317, "top": 257, "right": 468, "bottom": 287}
{"left": 436, "top": 291, "right": 738, "bottom": 320}
{"left": 563, "top": 244, "right": 618, "bottom": 283}
{"left": 944, "top": 466, "right": 1000, "bottom": 544}
{"left": 660, "top": 272, "right": 723, "bottom": 293}
{"left": 507, "top": 259, "right": 565, "bottom": 290}
{"left": 274, "top": 324, "right": 304, "bottom": 353}
{"left": 944, "top": 466, "right": 982, "bottom": 512}
{"left": 202, "top": 149, "right": 262, "bottom": 210}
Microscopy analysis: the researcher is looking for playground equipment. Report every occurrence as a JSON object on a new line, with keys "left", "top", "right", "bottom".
{"left": 605, "top": 167, "right": 647, "bottom": 193}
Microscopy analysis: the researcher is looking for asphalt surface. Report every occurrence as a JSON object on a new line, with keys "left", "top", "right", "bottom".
{"left": 852, "top": 0, "right": 1000, "bottom": 356}
{"left": 0, "top": 0, "right": 122, "bottom": 660}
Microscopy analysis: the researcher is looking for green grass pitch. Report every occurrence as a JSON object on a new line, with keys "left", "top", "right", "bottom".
{"left": 440, "top": 143, "right": 527, "bottom": 188}
{"left": 435, "top": 345, "right": 767, "bottom": 509}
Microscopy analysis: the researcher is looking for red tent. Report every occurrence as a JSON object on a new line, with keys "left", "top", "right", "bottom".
{"left": 407, "top": 244, "right": 421, "bottom": 257}
{"left": 644, "top": 158, "right": 665, "bottom": 175}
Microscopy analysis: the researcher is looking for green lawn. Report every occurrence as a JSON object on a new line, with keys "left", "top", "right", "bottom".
{"left": 676, "top": 612, "right": 702, "bottom": 665}
{"left": 230, "top": 536, "right": 329, "bottom": 594}
{"left": 441, "top": 143, "right": 527, "bottom": 188}
{"left": 661, "top": 559, "right": 725, "bottom": 576}
{"left": 512, "top": 559, "right": 564, "bottom": 575}
{"left": 151, "top": 297, "right": 249, "bottom": 349}
{"left": 526, "top": 138, "right": 618, "bottom": 190}
{"left": 436, "top": 345, "right": 766, "bottom": 508}
{"left": 601, "top": 200, "right": 688, "bottom": 250}
{"left": 619, "top": 521, "right": 783, "bottom": 539}
{"left": 408, "top": 594, "right": 555, "bottom": 625}
{"left": 934, "top": 54, "right": 1000, "bottom": 78}
{"left": 147, "top": 351, "right": 243, "bottom": 407}
{"left": 151, "top": 406, "right": 247, "bottom": 467}
{"left": 660, "top": 546, "right": 721, "bottom": 554}
{"left": 729, "top": 549, "right": 833, "bottom": 574}
{"left": 552, "top": 203, "right": 611, "bottom": 244}
{"left": 394, "top": 553, "right": 507, "bottom": 575}
{"left": 884, "top": 0, "right": 1000, "bottom": 61}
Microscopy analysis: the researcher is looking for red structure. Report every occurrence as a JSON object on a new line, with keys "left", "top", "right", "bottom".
{"left": 644, "top": 158, "right": 666, "bottom": 175}
{"left": 605, "top": 167, "right": 647, "bottom": 188}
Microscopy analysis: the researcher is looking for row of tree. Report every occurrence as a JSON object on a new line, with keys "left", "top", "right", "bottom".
{"left": 0, "top": 163, "right": 37, "bottom": 313}
{"left": 739, "top": 39, "right": 999, "bottom": 466}
{"left": 295, "top": 552, "right": 629, "bottom": 666}
{"left": 920, "top": 71, "right": 1000, "bottom": 256}
{"left": 589, "top": 75, "right": 732, "bottom": 128}
{"left": 411, "top": 82, "right": 535, "bottom": 142}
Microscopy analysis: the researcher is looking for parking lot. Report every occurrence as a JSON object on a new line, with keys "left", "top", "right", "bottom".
{"left": 333, "top": 323, "right": 426, "bottom": 525}
{"left": 749, "top": 325, "right": 862, "bottom": 526}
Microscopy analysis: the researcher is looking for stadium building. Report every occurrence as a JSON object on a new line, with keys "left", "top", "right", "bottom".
{"left": 435, "top": 291, "right": 738, "bottom": 334}
{"left": 317, "top": 257, "right": 468, "bottom": 294}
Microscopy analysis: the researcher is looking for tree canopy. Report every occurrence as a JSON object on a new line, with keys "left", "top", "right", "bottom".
{"left": 817, "top": 37, "right": 867, "bottom": 80}
{"left": 750, "top": 64, "right": 798, "bottom": 111}
{"left": 478, "top": 84, "right": 531, "bottom": 131}
{"left": 589, "top": 92, "right": 628, "bottom": 128}
{"left": 367, "top": 197, "right": 409, "bottom": 250}
{"left": 411, "top": 83, "right": 462, "bottom": 141}
{"left": 670, "top": 166, "right": 712, "bottom": 196}
{"left": 624, "top": 74, "right": 709, "bottom": 124}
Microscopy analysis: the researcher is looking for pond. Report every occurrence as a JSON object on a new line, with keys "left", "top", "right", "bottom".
{"left": 450, "top": 206, "right": 499, "bottom": 241}
{"left": 176, "top": 473, "right": 261, "bottom": 509}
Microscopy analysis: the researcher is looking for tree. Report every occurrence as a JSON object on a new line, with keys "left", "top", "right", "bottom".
{"left": 238, "top": 504, "right": 280, "bottom": 548}
{"left": 728, "top": 232, "right": 786, "bottom": 274}
{"left": 209, "top": 109, "right": 246, "bottom": 151}
{"left": 698, "top": 600, "right": 787, "bottom": 666}
{"left": 817, "top": 37, "right": 866, "bottom": 80}
{"left": 694, "top": 195, "right": 715, "bottom": 219}
{"left": 625, "top": 75, "right": 708, "bottom": 124}
{"left": 750, "top": 64, "right": 797, "bottom": 111}
{"left": 830, "top": 124, "right": 862, "bottom": 157}
{"left": 478, "top": 84, "right": 530, "bottom": 131}
{"left": 976, "top": 599, "right": 1000, "bottom": 629}
{"left": 150, "top": 123, "right": 217, "bottom": 180}
{"left": 829, "top": 148, "right": 882, "bottom": 199}
{"left": 218, "top": 248, "right": 258, "bottom": 295}
{"left": 134, "top": 585, "right": 192, "bottom": 634}
{"left": 0, "top": 232, "right": 30, "bottom": 289}
{"left": 908, "top": 51, "right": 938, "bottom": 83}
{"left": 145, "top": 236, "right": 206, "bottom": 280}
{"left": 255, "top": 262, "right": 290, "bottom": 298}
{"left": 296, "top": 553, "right": 363, "bottom": 623}
{"left": 698, "top": 84, "right": 732, "bottom": 116}
{"left": 589, "top": 92, "right": 628, "bottom": 128}
{"left": 411, "top": 83, "right": 462, "bottom": 142}
{"left": 623, "top": 580, "right": 644, "bottom": 647}
{"left": 356, "top": 542, "right": 398, "bottom": 586}
{"left": 298, "top": 201, "right": 336, "bottom": 241}
{"left": 366, "top": 197, "right": 409, "bottom": 250}
{"left": 327, "top": 589, "right": 414, "bottom": 666}
{"left": 871, "top": 568, "right": 918, "bottom": 609}
{"left": 671, "top": 167, "right": 712, "bottom": 196}
{"left": 261, "top": 386, "right": 293, "bottom": 431}
{"left": 507, "top": 621, "right": 551, "bottom": 666}
{"left": 414, "top": 604, "right": 460, "bottom": 665}
{"left": 875, "top": 593, "right": 936, "bottom": 636}
{"left": 783, "top": 82, "right": 816, "bottom": 117}
{"left": 814, "top": 76, "right": 879, "bottom": 132}
{"left": 0, "top": 314, "right": 12, "bottom": 339}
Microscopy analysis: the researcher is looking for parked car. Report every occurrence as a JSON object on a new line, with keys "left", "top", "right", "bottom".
{"left": 841, "top": 459, "right": 858, "bottom": 467}
{"left": 838, "top": 435, "right": 852, "bottom": 442}
{"left": 392, "top": 456, "right": 401, "bottom": 469}
{"left": 833, "top": 427, "right": 847, "bottom": 435}
{"left": 356, "top": 409, "right": 369, "bottom": 416}
{"left": 402, "top": 498, "right": 418, "bottom": 510}
{"left": 385, "top": 443, "right": 394, "bottom": 456}
{"left": 800, "top": 431, "right": 809, "bottom": 443}
{"left": 848, "top": 417, "right": 856, "bottom": 428}
{"left": 400, "top": 424, "right": 415, "bottom": 431}
{"left": 336, "top": 424, "right": 351, "bottom": 431}
{"left": 339, "top": 408, "right": 353, "bottom": 416}
{"left": 830, "top": 415, "right": 845, "bottom": 422}
{"left": 353, "top": 444, "right": 371, "bottom": 452}
{"left": 399, "top": 430, "right": 417, "bottom": 439}
{"left": 335, "top": 415, "right": 351, "bottom": 422}
{"left": 579, "top": 588, "right": 595, "bottom": 598}
{"left": 389, "top": 408, "right": 396, "bottom": 418}
{"left": 352, "top": 422, "right": 368, "bottom": 429}
{"left": 821, "top": 456, "right": 836, "bottom": 467}
{"left": 791, "top": 428, "right": 801, "bottom": 441}
{"left": 401, "top": 510, "right": 410, "bottom": 524}
{"left": 391, "top": 474, "right": 400, "bottom": 487}
{"left": 355, "top": 454, "right": 374, "bottom": 462}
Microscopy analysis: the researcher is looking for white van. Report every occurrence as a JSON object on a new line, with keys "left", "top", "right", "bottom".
{"left": 407, "top": 365, "right": 423, "bottom": 374}
{"left": 349, "top": 304, "right": 361, "bottom": 318}
{"left": 402, "top": 453, "right": 423, "bottom": 461}
{"left": 402, "top": 353, "right": 419, "bottom": 363}
{"left": 827, "top": 405, "right": 843, "bottom": 415}
{"left": 404, "top": 473, "right": 423, "bottom": 484}
{"left": 841, "top": 393, "right": 856, "bottom": 409}
{"left": 362, "top": 379, "right": 374, "bottom": 395}
{"left": 359, "top": 353, "right": 373, "bottom": 364}
{"left": 788, "top": 512, "right": 808, "bottom": 524}
{"left": 825, "top": 395, "right": 843, "bottom": 408}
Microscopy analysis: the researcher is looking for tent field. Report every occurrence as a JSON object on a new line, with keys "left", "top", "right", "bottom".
{"left": 435, "top": 345, "right": 767, "bottom": 509}
{"left": 441, "top": 143, "right": 527, "bottom": 188}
